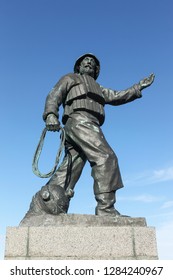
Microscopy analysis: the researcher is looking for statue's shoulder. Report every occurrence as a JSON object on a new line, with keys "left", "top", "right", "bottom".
{"left": 66, "top": 73, "right": 81, "bottom": 82}
{"left": 59, "top": 73, "right": 81, "bottom": 83}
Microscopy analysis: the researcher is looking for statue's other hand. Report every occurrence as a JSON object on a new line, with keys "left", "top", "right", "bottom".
{"left": 46, "top": 114, "right": 61, "bottom": 131}
{"left": 139, "top": 73, "right": 155, "bottom": 90}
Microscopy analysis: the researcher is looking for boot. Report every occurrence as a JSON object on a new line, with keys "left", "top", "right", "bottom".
{"left": 95, "top": 191, "right": 121, "bottom": 216}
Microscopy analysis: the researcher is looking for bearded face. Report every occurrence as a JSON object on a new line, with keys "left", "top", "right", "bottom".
{"left": 78, "top": 56, "right": 97, "bottom": 78}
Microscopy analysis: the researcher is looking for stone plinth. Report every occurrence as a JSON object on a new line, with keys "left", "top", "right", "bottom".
{"left": 4, "top": 214, "right": 158, "bottom": 260}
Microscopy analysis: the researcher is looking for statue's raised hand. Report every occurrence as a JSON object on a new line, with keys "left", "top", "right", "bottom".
{"left": 139, "top": 73, "right": 155, "bottom": 90}
{"left": 46, "top": 114, "right": 61, "bottom": 131}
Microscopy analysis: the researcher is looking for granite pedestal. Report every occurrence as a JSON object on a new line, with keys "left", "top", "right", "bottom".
{"left": 5, "top": 214, "right": 158, "bottom": 260}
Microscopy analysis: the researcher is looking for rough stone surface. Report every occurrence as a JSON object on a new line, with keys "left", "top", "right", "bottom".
{"left": 28, "top": 227, "right": 134, "bottom": 259}
{"left": 5, "top": 227, "right": 28, "bottom": 258}
{"left": 134, "top": 227, "right": 158, "bottom": 259}
{"left": 19, "top": 213, "right": 147, "bottom": 227}
{"left": 5, "top": 214, "right": 158, "bottom": 260}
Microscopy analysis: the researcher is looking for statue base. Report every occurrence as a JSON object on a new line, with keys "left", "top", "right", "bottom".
{"left": 4, "top": 214, "right": 158, "bottom": 259}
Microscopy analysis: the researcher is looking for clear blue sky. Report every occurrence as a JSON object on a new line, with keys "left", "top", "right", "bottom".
{"left": 0, "top": 0, "right": 173, "bottom": 260}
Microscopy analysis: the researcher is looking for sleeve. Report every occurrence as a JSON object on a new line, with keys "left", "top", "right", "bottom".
{"left": 101, "top": 83, "right": 142, "bottom": 106}
{"left": 42, "top": 74, "right": 74, "bottom": 121}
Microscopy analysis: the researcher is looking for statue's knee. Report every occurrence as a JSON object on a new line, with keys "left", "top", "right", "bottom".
{"left": 106, "top": 150, "right": 118, "bottom": 165}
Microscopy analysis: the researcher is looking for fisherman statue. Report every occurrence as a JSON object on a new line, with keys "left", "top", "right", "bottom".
{"left": 24, "top": 53, "right": 155, "bottom": 218}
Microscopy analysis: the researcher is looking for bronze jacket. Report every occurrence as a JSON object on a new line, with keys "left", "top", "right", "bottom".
{"left": 43, "top": 73, "right": 142, "bottom": 126}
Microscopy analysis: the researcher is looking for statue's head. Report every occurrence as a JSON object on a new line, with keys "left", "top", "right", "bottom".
{"left": 74, "top": 53, "right": 100, "bottom": 80}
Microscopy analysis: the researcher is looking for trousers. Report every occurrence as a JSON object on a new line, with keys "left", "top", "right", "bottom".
{"left": 47, "top": 112, "right": 124, "bottom": 195}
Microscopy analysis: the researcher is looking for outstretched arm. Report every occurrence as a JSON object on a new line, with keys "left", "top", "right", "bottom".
{"left": 102, "top": 73, "right": 155, "bottom": 105}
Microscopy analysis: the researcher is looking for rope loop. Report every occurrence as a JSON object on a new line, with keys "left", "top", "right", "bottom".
{"left": 32, "top": 127, "right": 65, "bottom": 178}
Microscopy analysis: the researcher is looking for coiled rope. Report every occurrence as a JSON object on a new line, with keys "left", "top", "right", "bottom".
{"left": 32, "top": 127, "right": 65, "bottom": 178}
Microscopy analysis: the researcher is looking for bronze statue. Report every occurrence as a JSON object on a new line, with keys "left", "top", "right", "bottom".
{"left": 26, "top": 53, "right": 155, "bottom": 218}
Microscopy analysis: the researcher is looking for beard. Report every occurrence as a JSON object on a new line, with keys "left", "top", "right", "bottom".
{"left": 79, "top": 65, "right": 95, "bottom": 78}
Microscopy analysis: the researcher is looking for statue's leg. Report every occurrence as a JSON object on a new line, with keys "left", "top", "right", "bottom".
{"left": 95, "top": 191, "right": 121, "bottom": 216}
{"left": 65, "top": 117, "right": 124, "bottom": 193}
{"left": 65, "top": 116, "right": 124, "bottom": 215}
{"left": 47, "top": 140, "right": 86, "bottom": 193}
